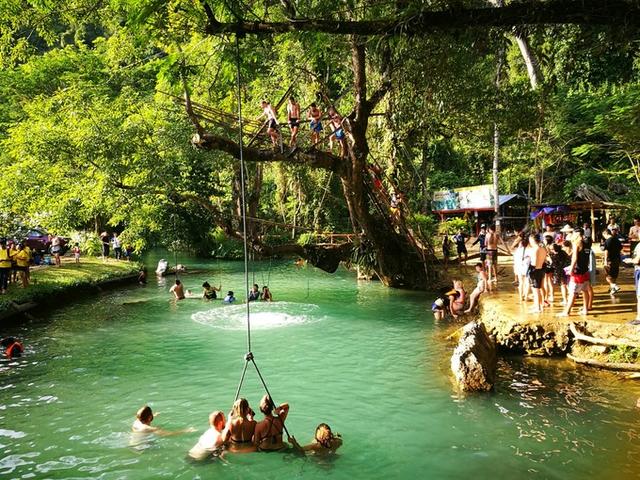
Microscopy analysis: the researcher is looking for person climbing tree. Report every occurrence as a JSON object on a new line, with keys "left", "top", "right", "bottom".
{"left": 259, "top": 100, "right": 281, "bottom": 151}
{"left": 287, "top": 96, "right": 300, "bottom": 150}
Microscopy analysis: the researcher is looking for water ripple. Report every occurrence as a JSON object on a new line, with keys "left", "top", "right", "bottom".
{"left": 191, "top": 302, "right": 323, "bottom": 330}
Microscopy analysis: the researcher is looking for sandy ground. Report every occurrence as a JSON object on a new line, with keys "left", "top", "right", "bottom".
{"left": 444, "top": 244, "right": 639, "bottom": 326}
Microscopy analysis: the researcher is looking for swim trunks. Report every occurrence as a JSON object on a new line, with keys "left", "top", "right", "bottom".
{"left": 528, "top": 268, "right": 545, "bottom": 289}
{"left": 486, "top": 249, "right": 498, "bottom": 265}
{"left": 289, "top": 117, "right": 299, "bottom": 128}
{"left": 267, "top": 119, "right": 278, "bottom": 129}
{"left": 334, "top": 128, "right": 345, "bottom": 140}
{"left": 310, "top": 120, "right": 322, "bottom": 132}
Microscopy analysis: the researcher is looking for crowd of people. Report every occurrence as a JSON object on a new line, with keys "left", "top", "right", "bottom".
{"left": 169, "top": 278, "right": 274, "bottom": 303}
{"left": 259, "top": 97, "right": 350, "bottom": 156}
{"left": 99, "top": 232, "right": 133, "bottom": 261}
{"left": 435, "top": 218, "right": 640, "bottom": 321}
{"left": 132, "top": 396, "right": 342, "bottom": 460}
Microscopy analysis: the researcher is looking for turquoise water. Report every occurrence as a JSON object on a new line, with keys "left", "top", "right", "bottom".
{"left": 2, "top": 257, "right": 640, "bottom": 479}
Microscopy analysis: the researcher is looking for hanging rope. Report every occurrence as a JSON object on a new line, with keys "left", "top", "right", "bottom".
{"left": 231, "top": 32, "right": 292, "bottom": 440}
{"left": 235, "top": 33, "right": 252, "bottom": 354}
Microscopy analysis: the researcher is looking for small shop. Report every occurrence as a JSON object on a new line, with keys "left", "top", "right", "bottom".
{"left": 530, "top": 201, "right": 629, "bottom": 241}
{"left": 431, "top": 184, "right": 528, "bottom": 234}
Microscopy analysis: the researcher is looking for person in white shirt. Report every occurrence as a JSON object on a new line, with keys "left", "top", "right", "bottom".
{"left": 188, "top": 411, "right": 228, "bottom": 460}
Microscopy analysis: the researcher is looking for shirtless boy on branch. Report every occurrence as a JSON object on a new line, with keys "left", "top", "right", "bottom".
{"left": 260, "top": 100, "right": 281, "bottom": 152}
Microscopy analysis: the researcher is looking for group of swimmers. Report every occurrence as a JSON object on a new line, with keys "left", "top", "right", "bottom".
{"left": 169, "top": 279, "right": 273, "bottom": 303}
{"left": 432, "top": 262, "right": 488, "bottom": 320}
{"left": 132, "top": 396, "right": 342, "bottom": 460}
{"left": 260, "top": 97, "right": 348, "bottom": 157}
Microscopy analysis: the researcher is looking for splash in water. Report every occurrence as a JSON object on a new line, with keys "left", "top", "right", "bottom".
{"left": 191, "top": 302, "right": 323, "bottom": 330}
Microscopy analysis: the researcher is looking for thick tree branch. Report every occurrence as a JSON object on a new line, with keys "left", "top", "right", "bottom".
{"left": 203, "top": 1, "right": 640, "bottom": 36}
{"left": 193, "top": 132, "right": 344, "bottom": 172}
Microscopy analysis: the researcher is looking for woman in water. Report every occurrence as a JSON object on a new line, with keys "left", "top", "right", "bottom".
{"left": 202, "top": 281, "right": 221, "bottom": 300}
{"left": 225, "top": 398, "right": 257, "bottom": 452}
{"left": 289, "top": 423, "right": 343, "bottom": 455}
{"left": 262, "top": 286, "right": 273, "bottom": 302}
{"left": 448, "top": 279, "right": 466, "bottom": 319}
{"left": 254, "top": 395, "right": 289, "bottom": 452}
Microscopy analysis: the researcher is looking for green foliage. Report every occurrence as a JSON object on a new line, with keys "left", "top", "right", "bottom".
{"left": 438, "top": 218, "right": 473, "bottom": 235}
{"left": 608, "top": 346, "right": 640, "bottom": 364}
{"left": 1, "top": 0, "right": 640, "bottom": 260}
{"left": 0, "top": 257, "right": 140, "bottom": 313}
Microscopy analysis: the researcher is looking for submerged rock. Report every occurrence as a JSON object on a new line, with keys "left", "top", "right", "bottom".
{"left": 451, "top": 321, "right": 497, "bottom": 392}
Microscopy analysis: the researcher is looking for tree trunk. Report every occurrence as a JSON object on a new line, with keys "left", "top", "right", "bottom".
{"left": 182, "top": 37, "right": 434, "bottom": 288}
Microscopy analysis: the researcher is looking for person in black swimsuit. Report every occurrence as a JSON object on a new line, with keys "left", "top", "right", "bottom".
{"left": 254, "top": 394, "right": 289, "bottom": 452}
{"left": 202, "top": 281, "right": 221, "bottom": 300}
{"left": 226, "top": 398, "right": 257, "bottom": 452}
{"left": 287, "top": 96, "right": 301, "bottom": 149}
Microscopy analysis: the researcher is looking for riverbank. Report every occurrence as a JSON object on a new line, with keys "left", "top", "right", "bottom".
{"left": 461, "top": 252, "right": 640, "bottom": 372}
{"left": 0, "top": 257, "right": 141, "bottom": 321}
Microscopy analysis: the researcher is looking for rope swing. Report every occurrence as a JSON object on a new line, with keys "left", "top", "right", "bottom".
{"left": 231, "top": 32, "right": 292, "bottom": 439}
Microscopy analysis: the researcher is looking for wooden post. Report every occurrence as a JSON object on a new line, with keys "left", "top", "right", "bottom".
{"left": 590, "top": 205, "right": 595, "bottom": 242}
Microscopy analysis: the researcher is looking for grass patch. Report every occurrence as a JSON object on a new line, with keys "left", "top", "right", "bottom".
{"left": 0, "top": 257, "right": 141, "bottom": 313}
{"left": 607, "top": 345, "right": 640, "bottom": 364}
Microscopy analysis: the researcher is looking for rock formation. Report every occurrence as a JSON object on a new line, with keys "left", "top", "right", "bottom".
{"left": 451, "top": 321, "right": 497, "bottom": 392}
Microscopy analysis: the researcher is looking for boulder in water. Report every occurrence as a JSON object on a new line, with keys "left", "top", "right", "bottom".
{"left": 451, "top": 321, "right": 497, "bottom": 392}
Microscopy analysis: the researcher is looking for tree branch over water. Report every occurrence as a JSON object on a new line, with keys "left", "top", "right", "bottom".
{"left": 203, "top": 1, "right": 640, "bottom": 36}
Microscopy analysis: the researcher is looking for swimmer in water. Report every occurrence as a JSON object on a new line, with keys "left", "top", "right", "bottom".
{"left": 262, "top": 286, "right": 273, "bottom": 302}
{"left": 248, "top": 283, "right": 261, "bottom": 302}
{"left": 254, "top": 394, "right": 289, "bottom": 452}
{"left": 1, "top": 337, "right": 24, "bottom": 359}
{"left": 289, "top": 423, "right": 343, "bottom": 455}
{"left": 169, "top": 279, "right": 185, "bottom": 300}
{"left": 223, "top": 291, "right": 236, "bottom": 303}
{"left": 188, "top": 411, "right": 228, "bottom": 460}
{"left": 202, "top": 281, "right": 221, "bottom": 300}
{"left": 131, "top": 405, "right": 194, "bottom": 436}
{"left": 225, "top": 398, "right": 257, "bottom": 453}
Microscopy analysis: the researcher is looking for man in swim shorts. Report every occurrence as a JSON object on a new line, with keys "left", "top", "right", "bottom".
{"left": 169, "top": 279, "right": 185, "bottom": 300}
{"left": 527, "top": 232, "right": 547, "bottom": 313}
{"left": 287, "top": 96, "right": 300, "bottom": 149}
{"left": 307, "top": 103, "right": 323, "bottom": 146}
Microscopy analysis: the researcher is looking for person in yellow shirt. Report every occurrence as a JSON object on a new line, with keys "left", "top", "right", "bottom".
{"left": 8, "top": 240, "right": 17, "bottom": 284}
{"left": 11, "top": 244, "right": 30, "bottom": 288}
{"left": 0, "top": 239, "right": 11, "bottom": 294}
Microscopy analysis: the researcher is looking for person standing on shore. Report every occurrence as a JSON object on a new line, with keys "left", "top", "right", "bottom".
{"left": 526, "top": 233, "right": 547, "bottom": 313}
{"left": 631, "top": 243, "right": 640, "bottom": 325}
{"left": 558, "top": 229, "right": 592, "bottom": 317}
{"left": 629, "top": 217, "right": 640, "bottom": 257}
{"left": 472, "top": 225, "right": 487, "bottom": 264}
{"left": 73, "top": 243, "right": 81, "bottom": 264}
{"left": 100, "top": 231, "right": 110, "bottom": 260}
{"left": 112, "top": 233, "right": 122, "bottom": 260}
{"left": 485, "top": 225, "right": 503, "bottom": 289}
{"left": 0, "top": 239, "right": 11, "bottom": 294}
{"left": 453, "top": 230, "right": 468, "bottom": 264}
{"left": 603, "top": 225, "right": 622, "bottom": 296}
{"left": 51, "top": 235, "right": 62, "bottom": 267}
{"left": 512, "top": 232, "right": 531, "bottom": 301}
